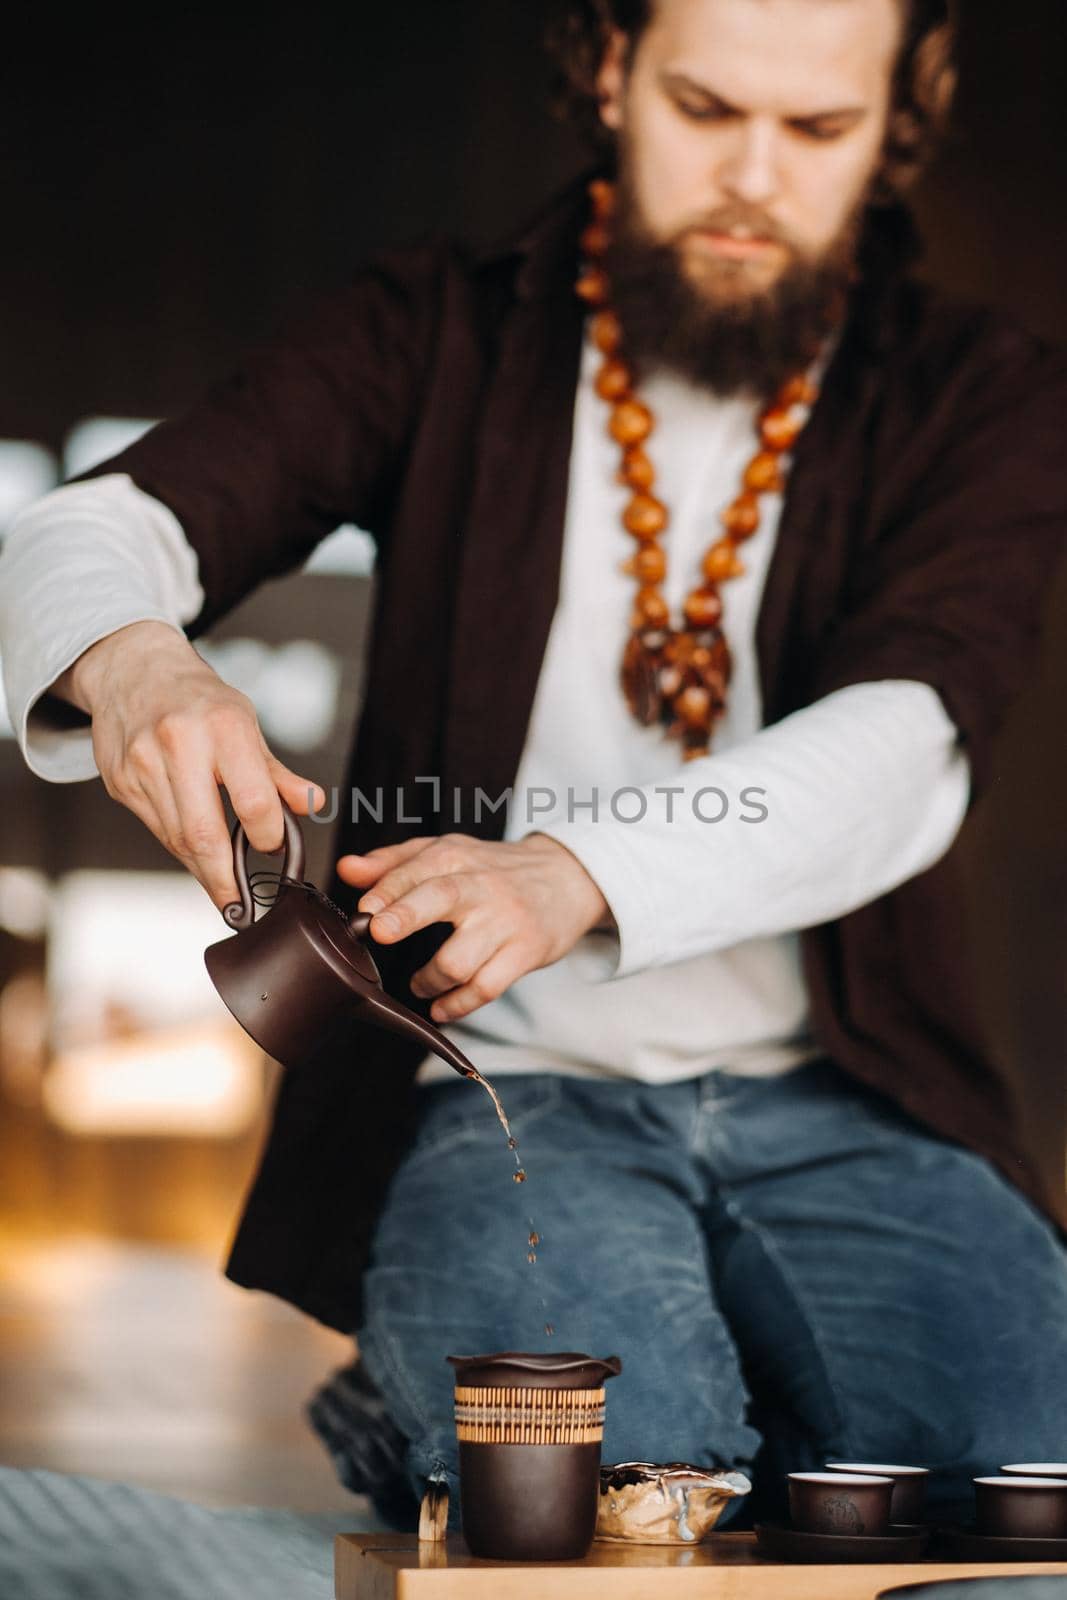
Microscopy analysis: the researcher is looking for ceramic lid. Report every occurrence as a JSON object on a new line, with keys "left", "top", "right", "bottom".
{"left": 447, "top": 1351, "right": 622, "bottom": 1389}
{"left": 295, "top": 885, "right": 381, "bottom": 985}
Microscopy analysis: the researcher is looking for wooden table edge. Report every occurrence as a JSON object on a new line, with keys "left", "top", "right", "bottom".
{"left": 335, "top": 1531, "right": 1067, "bottom": 1599}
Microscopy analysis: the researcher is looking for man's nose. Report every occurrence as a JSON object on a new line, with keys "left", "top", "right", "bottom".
{"left": 718, "top": 117, "right": 781, "bottom": 208}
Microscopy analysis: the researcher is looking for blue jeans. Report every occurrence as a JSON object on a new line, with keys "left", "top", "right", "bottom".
{"left": 316, "top": 1059, "right": 1067, "bottom": 1529}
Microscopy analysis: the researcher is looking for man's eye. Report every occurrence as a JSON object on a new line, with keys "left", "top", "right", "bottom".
{"left": 675, "top": 100, "right": 735, "bottom": 123}
{"left": 790, "top": 120, "right": 849, "bottom": 142}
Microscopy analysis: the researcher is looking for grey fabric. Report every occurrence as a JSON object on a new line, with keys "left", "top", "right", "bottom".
{"left": 0, "top": 1466, "right": 388, "bottom": 1600}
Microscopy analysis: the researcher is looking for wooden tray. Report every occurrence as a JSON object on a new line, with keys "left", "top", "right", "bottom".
{"left": 335, "top": 1531, "right": 1067, "bottom": 1599}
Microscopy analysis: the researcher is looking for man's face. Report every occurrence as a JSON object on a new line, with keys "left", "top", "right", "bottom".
{"left": 596, "top": 0, "right": 903, "bottom": 303}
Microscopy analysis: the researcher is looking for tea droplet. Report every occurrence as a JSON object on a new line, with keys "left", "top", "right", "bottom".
{"left": 528, "top": 1231, "right": 539, "bottom": 1248}
{"left": 507, "top": 1137, "right": 517, "bottom": 1151}
{"left": 513, "top": 1169, "right": 526, "bottom": 1184}
{"left": 527, "top": 1251, "right": 537, "bottom": 1264}
{"left": 544, "top": 1323, "right": 555, "bottom": 1336}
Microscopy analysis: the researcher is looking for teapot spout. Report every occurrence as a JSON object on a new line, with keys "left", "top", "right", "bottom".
{"left": 356, "top": 981, "right": 481, "bottom": 1081}
{"left": 344, "top": 909, "right": 477, "bottom": 1079}
{"left": 387, "top": 1004, "right": 481, "bottom": 1079}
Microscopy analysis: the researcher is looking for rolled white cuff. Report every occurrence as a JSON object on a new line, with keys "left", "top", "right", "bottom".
{"left": 0, "top": 473, "right": 205, "bottom": 782}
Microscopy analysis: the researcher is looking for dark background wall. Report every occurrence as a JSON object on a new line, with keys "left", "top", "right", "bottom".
{"left": 2, "top": 1, "right": 1066, "bottom": 447}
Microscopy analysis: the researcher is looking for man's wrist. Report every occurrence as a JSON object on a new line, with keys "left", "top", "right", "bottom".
{"left": 51, "top": 620, "right": 191, "bottom": 714}
{"left": 523, "top": 830, "right": 616, "bottom": 937}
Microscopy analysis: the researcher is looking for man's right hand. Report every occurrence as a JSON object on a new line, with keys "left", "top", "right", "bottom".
{"left": 52, "top": 620, "right": 325, "bottom": 911}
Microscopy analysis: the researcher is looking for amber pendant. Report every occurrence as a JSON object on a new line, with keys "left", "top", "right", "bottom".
{"left": 621, "top": 628, "right": 668, "bottom": 726}
{"left": 621, "top": 625, "right": 731, "bottom": 753}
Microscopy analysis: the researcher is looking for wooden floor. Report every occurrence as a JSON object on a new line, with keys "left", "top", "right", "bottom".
{"left": 0, "top": 984, "right": 378, "bottom": 1514}
{"left": 0, "top": 1231, "right": 361, "bottom": 1510}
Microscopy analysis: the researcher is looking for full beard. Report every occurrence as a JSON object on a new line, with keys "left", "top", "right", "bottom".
{"left": 602, "top": 149, "right": 865, "bottom": 400}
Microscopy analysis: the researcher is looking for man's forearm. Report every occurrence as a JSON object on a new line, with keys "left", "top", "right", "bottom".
{"left": 0, "top": 473, "right": 205, "bottom": 780}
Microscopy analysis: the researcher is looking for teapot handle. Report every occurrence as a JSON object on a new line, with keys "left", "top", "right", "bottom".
{"left": 221, "top": 799, "right": 307, "bottom": 930}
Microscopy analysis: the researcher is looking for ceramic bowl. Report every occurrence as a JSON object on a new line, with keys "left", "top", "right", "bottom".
{"left": 597, "top": 1461, "right": 751, "bottom": 1543}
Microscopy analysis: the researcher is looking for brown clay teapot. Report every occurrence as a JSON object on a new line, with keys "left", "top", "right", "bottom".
{"left": 203, "top": 799, "right": 480, "bottom": 1076}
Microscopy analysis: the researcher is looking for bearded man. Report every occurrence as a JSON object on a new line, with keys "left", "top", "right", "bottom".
{"left": 2, "top": 0, "right": 1066, "bottom": 1530}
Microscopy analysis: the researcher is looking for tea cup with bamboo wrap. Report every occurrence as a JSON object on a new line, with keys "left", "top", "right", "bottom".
{"left": 446, "top": 1350, "right": 623, "bottom": 1561}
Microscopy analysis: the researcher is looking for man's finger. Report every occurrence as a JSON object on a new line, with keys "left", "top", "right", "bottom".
{"left": 119, "top": 769, "right": 230, "bottom": 908}
{"left": 427, "top": 947, "right": 522, "bottom": 1022}
{"left": 163, "top": 751, "right": 244, "bottom": 909}
{"left": 336, "top": 836, "right": 434, "bottom": 883}
{"left": 215, "top": 728, "right": 288, "bottom": 856}
{"left": 117, "top": 768, "right": 181, "bottom": 858}
{"left": 266, "top": 755, "right": 326, "bottom": 815}
{"left": 366, "top": 872, "right": 469, "bottom": 942}
{"left": 408, "top": 919, "right": 502, "bottom": 999}
{"left": 354, "top": 839, "right": 470, "bottom": 912}
{"left": 124, "top": 742, "right": 222, "bottom": 888}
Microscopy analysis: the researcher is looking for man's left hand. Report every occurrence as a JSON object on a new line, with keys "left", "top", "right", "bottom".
{"left": 335, "top": 832, "right": 614, "bottom": 1022}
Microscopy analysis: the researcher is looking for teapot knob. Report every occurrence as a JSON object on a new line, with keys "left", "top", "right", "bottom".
{"left": 220, "top": 799, "right": 307, "bottom": 930}
{"left": 347, "top": 911, "right": 373, "bottom": 939}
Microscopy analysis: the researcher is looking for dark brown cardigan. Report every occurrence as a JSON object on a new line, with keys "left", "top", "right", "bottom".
{"left": 73, "top": 169, "right": 1067, "bottom": 1331}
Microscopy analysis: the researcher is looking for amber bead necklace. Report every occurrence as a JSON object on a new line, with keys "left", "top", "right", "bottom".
{"left": 575, "top": 177, "right": 823, "bottom": 761}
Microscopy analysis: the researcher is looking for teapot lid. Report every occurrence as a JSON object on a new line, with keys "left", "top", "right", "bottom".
{"left": 281, "top": 880, "right": 382, "bottom": 986}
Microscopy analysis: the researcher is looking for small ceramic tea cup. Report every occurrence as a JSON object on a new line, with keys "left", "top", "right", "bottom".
{"left": 1001, "top": 1464, "right": 1067, "bottom": 1480}
{"left": 974, "top": 1476, "right": 1067, "bottom": 1539}
{"left": 788, "top": 1472, "right": 894, "bottom": 1537}
{"left": 825, "top": 1461, "right": 929, "bottom": 1524}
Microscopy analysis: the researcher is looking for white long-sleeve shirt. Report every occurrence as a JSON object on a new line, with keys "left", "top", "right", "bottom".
{"left": 0, "top": 320, "right": 971, "bottom": 1086}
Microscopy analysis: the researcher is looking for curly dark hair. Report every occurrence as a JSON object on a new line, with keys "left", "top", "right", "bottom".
{"left": 544, "top": 0, "right": 957, "bottom": 198}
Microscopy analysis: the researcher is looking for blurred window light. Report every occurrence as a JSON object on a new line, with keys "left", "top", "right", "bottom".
{"left": 62, "top": 415, "right": 159, "bottom": 479}
{"left": 0, "top": 971, "right": 49, "bottom": 1108}
{"left": 0, "top": 867, "right": 51, "bottom": 938}
{"left": 301, "top": 522, "right": 376, "bottom": 578}
{"left": 250, "top": 639, "right": 343, "bottom": 750}
{"left": 194, "top": 637, "right": 342, "bottom": 751}
{"left": 0, "top": 439, "right": 58, "bottom": 535}
{"left": 44, "top": 871, "right": 265, "bottom": 1137}
{"left": 193, "top": 636, "right": 270, "bottom": 694}
{"left": 47, "top": 871, "right": 239, "bottom": 1051}
{"left": 43, "top": 1020, "right": 262, "bottom": 1137}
